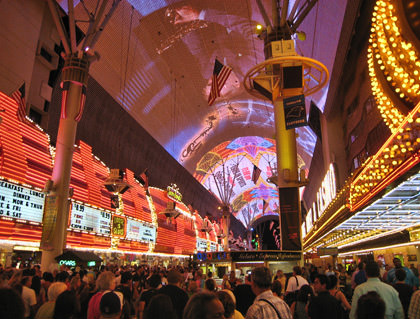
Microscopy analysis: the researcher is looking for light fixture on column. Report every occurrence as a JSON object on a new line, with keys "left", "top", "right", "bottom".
{"left": 104, "top": 169, "right": 131, "bottom": 194}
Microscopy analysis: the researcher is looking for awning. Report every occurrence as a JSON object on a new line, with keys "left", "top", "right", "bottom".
{"left": 55, "top": 250, "right": 102, "bottom": 263}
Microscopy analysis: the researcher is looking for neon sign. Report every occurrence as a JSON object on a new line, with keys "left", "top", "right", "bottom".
{"left": 305, "top": 163, "right": 337, "bottom": 235}
{"left": 166, "top": 184, "right": 182, "bottom": 202}
{"left": 59, "top": 260, "right": 76, "bottom": 267}
{"left": 112, "top": 215, "right": 126, "bottom": 237}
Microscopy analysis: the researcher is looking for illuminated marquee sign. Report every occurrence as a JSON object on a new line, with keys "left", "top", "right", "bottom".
{"left": 59, "top": 260, "right": 76, "bottom": 267}
{"left": 112, "top": 215, "right": 126, "bottom": 237}
{"left": 166, "top": 184, "right": 182, "bottom": 202}
{"left": 197, "top": 238, "right": 208, "bottom": 251}
{"left": 305, "top": 163, "right": 337, "bottom": 234}
{"left": 70, "top": 202, "right": 111, "bottom": 235}
{"left": 126, "top": 219, "right": 156, "bottom": 243}
{"left": 0, "top": 180, "right": 45, "bottom": 223}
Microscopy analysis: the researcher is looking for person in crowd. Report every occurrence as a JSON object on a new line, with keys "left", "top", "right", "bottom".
{"left": 229, "top": 271, "right": 238, "bottom": 291}
{"left": 53, "top": 290, "right": 79, "bottom": 319}
{"left": 217, "top": 290, "right": 244, "bottom": 319}
{"left": 285, "top": 266, "right": 309, "bottom": 306}
{"left": 116, "top": 271, "right": 134, "bottom": 318}
{"left": 309, "top": 264, "right": 319, "bottom": 284}
{"left": 325, "top": 265, "right": 336, "bottom": 276}
{"left": 88, "top": 271, "right": 116, "bottom": 319}
{"left": 184, "top": 291, "right": 225, "bottom": 319}
{"left": 356, "top": 291, "right": 386, "bottom": 319}
{"left": 409, "top": 264, "right": 420, "bottom": 289}
{"left": 99, "top": 291, "right": 122, "bottom": 319}
{"left": 187, "top": 280, "right": 199, "bottom": 297}
{"left": 222, "top": 274, "right": 231, "bottom": 290}
{"left": 233, "top": 274, "right": 255, "bottom": 316}
{"left": 158, "top": 269, "right": 189, "bottom": 319}
{"left": 204, "top": 278, "right": 217, "bottom": 292}
{"left": 21, "top": 276, "right": 37, "bottom": 319}
{"left": 354, "top": 262, "right": 367, "bottom": 287}
{"left": 387, "top": 258, "right": 417, "bottom": 287}
{"left": 41, "top": 272, "right": 54, "bottom": 302}
{"left": 143, "top": 294, "right": 177, "bottom": 319}
{"left": 308, "top": 274, "right": 343, "bottom": 319}
{"left": 136, "top": 273, "right": 161, "bottom": 319}
{"left": 408, "top": 288, "right": 420, "bottom": 319}
{"left": 271, "top": 279, "right": 283, "bottom": 298}
{"left": 392, "top": 269, "right": 413, "bottom": 319}
{"left": 245, "top": 266, "right": 292, "bottom": 319}
{"left": 290, "top": 284, "right": 313, "bottom": 319}
{"left": 350, "top": 261, "right": 403, "bottom": 319}
{"left": 273, "top": 270, "right": 286, "bottom": 295}
{"left": 0, "top": 287, "right": 25, "bottom": 319}
{"left": 327, "top": 274, "right": 351, "bottom": 312}
{"left": 351, "top": 262, "right": 364, "bottom": 289}
{"left": 382, "top": 264, "right": 391, "bottom": 282}
{"left": 35, "top": 282, "right": 67, "bottom": 319}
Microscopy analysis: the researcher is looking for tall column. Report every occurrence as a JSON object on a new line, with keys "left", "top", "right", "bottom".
{"left": 222, "top": 205, "right": 230, "bottom": 251}
{"left": 40, "top": 54, "right": 89, "bottom": 271}
{"left": 273, "top": 97, "right": 301, "bottom": 251}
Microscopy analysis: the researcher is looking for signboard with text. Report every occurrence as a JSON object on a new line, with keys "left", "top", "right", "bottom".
{"left": 197, "top": 238, "right": 208, "bottom": 251}
{"left": 69, "top": 202, "right": 111, "bottom": 235}
{"left": 112, "top": 215, "right": 126, "bottom": 237}
{"left": 283, "top": 94, "right": 307, "bottom": 130}
{"left": 0, "top": 180, "right": 45, "bottom": 223}
{"left": 126, "top": 219, "right": 156, "bottom": 243}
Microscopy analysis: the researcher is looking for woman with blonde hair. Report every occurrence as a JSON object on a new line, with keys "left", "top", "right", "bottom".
{"left": 87, "top": 271, "right": 116, "bottom": 319}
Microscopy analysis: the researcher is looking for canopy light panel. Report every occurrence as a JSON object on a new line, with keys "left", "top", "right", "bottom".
{"left": 316, "top": 169, "right": 420, "bottom": 249}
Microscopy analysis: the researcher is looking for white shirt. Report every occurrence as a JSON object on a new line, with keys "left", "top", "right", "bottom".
{"left": 22, "top": 285, "right": 37, "bottom": 318}
{"left": 286, "top": 275, "right": 309, "bottom": 292}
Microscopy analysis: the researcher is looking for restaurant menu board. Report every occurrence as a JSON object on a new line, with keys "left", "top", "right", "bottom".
{"left": 197, "top": 238, "right": 208, "bottom": 251}
{"left": 0, "top": 180, "right": 44, "bottom": 223}
{"left": 70, "top": 202, "right": 111, "bottom": 235}
{"left": 126, "top": 219, "right": 156, "bottom": 243}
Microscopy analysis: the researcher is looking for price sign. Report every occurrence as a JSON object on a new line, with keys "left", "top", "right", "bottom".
{"left": 0, "top": 180, "right": 44, "bottom": 223}
{"left": 126, "top": 219, "right": 156, "bottom": 243}
{"left": 69, "top": 202, "right": 111, "bottom": 235}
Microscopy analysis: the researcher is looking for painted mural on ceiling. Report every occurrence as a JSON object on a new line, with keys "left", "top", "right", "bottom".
{"left": 194, "top": 136, "right": 306, "bottom": 228}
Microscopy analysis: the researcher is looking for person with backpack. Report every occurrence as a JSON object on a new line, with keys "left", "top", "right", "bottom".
{"left": 284, "top": 266, "right": 309, "bottom": 307}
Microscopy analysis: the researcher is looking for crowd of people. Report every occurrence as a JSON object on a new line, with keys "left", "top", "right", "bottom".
{"left": 0, "top": 257, "right": 419, "bottom": 319}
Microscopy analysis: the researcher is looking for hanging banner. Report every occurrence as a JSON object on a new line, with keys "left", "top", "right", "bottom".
{"left": 279, "top": 187, "right": 301, "bottom": 251}
{"left": 40, "top": 194, "right": 58, "bottom": 251}
{"left": 283, "top": 94, "right": 307, "bottom": 130}
{"left": 0, "top": 180, "right": 45, "bottom": 223}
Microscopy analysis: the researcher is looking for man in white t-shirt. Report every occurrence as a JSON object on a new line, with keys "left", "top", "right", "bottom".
{"left": 21, "top": 276, "right": 37, "bottom": 318}
{"left": 286, "top": 266, "right": 309, "bottom": 293}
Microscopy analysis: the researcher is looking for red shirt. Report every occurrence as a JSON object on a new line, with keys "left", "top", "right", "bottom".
{"left": 87, "top": 291, "right": 104, "bottom": 319}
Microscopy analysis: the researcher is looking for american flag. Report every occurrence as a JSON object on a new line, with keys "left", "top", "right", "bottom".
{"left": 12, "top": 83, "right": 26, "bottom": 122}
{"left": 208, "top": 59, "right": 232, "bottom": 106}
{"left": 252, "top": 165, "right": 262, "bottom": 184}
{"left": 138, "top": 168, "right": 149, "bottom": 196}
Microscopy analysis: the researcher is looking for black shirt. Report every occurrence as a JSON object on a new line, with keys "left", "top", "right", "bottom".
{"left": 308, "top": 291, "right": 342, "bottom": 319}
{"left": 393, "top": 282, "right": 413, "bottom": 319}
{"left": 233, "top": 284, "right": 256, "bottom": 316}
{"left": 158, "top": 284, "right": 189, "bottom": 319}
